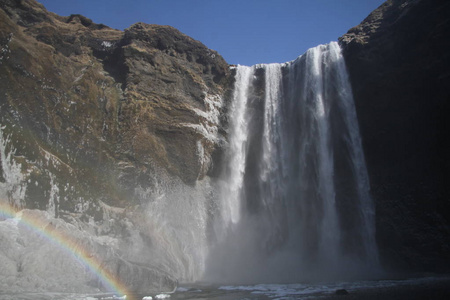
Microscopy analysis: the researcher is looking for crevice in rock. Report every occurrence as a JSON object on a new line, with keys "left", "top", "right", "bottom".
{"left": 92, "top": 41, "right": 129, "bottom": 91}
{"left": 66, "top": 14, "right": 108, "bottom": 30}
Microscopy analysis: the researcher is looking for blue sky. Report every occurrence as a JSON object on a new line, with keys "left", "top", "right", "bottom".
{"left": 39, "top": 0, "right": 385, "bottom": 66}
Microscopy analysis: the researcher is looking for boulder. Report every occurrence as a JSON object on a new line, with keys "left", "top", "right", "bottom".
{"left": 335, "top": 289, "right": 349, "bottom": 295}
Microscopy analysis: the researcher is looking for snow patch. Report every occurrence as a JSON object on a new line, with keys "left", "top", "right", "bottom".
{"left": 0, "top": 126, "right": 28, "bottom": 207}
{"left": 101, "top": 41, "right": 113, "bottom": 48}
{"left": 181, "top": 93, "right": 223, "bottom": 143}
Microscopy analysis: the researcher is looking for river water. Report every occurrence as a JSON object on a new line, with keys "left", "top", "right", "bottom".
{"left": 2, "top": 276, "right": 450, "bottom": 300}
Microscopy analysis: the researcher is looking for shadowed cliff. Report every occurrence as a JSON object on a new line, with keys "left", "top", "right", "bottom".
{"left": 340, "top": 0, "right": 450, "bottom": 273}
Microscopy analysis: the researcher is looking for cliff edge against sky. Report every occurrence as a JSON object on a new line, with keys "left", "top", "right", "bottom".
{"left": 1, "top": 0, "right": 231, "bottom": 210}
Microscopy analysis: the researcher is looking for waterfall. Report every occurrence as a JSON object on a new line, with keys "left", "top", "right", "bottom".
{"left": 206, "top": 42, "right": 380, "bottom": 283}
{"left": 220, "top": 66, "right": 253, "bottom": 227}
{"left": 0, "top": 41, "right": 380, "bottom": 288}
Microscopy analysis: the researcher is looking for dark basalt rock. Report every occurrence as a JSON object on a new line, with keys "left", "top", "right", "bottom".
{"left": 335, "top": 289, "right": 349, "bottom": 295}
{"left": 340, "top": 0, "right": 450, "bottom": 273}
{"left": 102, "top": 256, "right": 178, "bottom": 294}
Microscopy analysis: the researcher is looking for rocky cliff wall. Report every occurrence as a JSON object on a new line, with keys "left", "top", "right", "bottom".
{"left": 340, "top": 0, "right": 450, "bottom": 273}
{"left": 0, "top": 0, "right": 231, "bottom": 211}
{"left": 0, "top": 0, "right": 231, "bottom": 291}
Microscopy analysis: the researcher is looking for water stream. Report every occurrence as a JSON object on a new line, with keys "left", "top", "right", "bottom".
{"left": 206, "top": 42, "right": 379, "bottom": 283}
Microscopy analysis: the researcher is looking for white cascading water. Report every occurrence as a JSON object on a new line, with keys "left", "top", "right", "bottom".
{"left": 219, "top": 66, "right": 253, "bottom": 227}
{"left": 206, "top": 42, "right": 380, "bottom": 283}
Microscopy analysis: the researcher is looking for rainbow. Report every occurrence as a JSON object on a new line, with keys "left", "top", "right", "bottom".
{"left": 0, "top": 202, "right": 130, "bottom": 298}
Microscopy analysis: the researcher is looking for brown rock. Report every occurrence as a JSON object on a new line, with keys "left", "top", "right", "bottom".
{"left": 0, "top": 0, "right": 232, "bottom": 212}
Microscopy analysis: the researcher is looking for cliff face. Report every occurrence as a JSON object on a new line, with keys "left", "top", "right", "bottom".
{"left": 0, "top": 0, "right": 230, "bottom": 292}
{"left": 0, "top": 0, "right": 230, "bottom": 211}
{"left": 340, "top": 0, "right": 450, "bottom": 272}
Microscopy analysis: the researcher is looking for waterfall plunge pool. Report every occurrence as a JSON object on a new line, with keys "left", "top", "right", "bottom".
{"left": 2, "top": 276, "right": 450, "bottom": 300}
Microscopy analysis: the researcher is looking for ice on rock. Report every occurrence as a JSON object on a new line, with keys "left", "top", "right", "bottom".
{"left": 101, "top": 41, "right": 113, "bottom": 48}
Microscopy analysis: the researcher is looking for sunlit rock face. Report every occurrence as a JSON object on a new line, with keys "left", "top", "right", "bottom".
{"left": 339, "top": 0, "right": 450, "bottom": 272}
{"left": 0, "top": 0, "right": 231, "bottom": 293}
{"left": 0, "top": 0, "right": 230, "bottom": 207}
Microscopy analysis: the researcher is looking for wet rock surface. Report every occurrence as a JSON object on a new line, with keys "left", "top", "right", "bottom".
{"left": 0, "top": 209, "right": 177, "bottom": 294}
